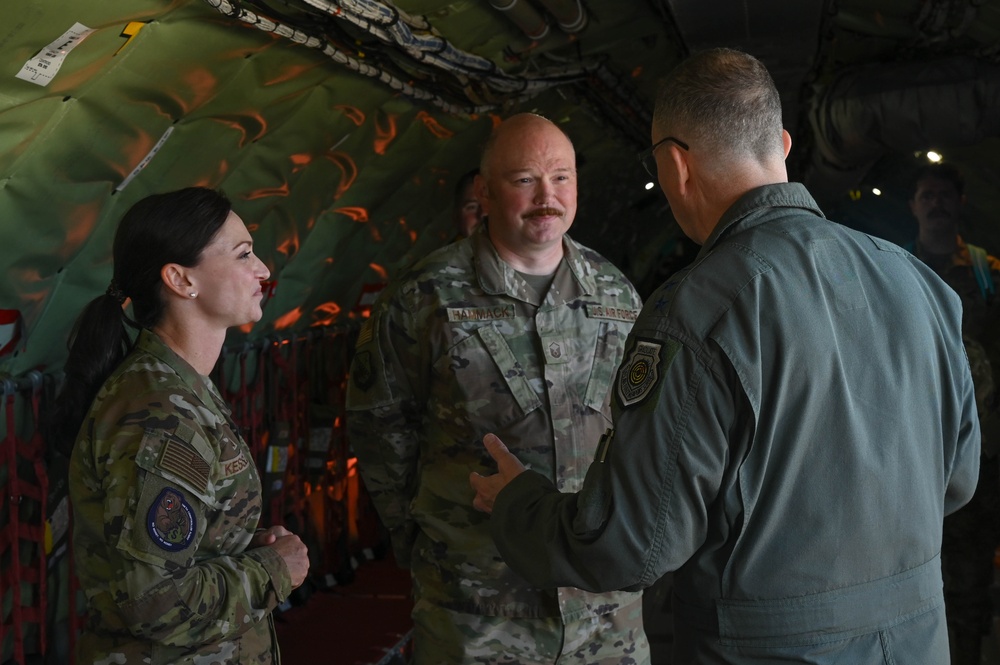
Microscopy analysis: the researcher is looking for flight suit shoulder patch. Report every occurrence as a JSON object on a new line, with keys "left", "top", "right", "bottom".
{"left": 616, "top": 338, "right": 671, "bottom": 408}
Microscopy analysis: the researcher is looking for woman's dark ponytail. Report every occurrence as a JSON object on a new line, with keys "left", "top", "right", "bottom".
{"left": 50, "top": 187, "right": 231, "bottom": 456}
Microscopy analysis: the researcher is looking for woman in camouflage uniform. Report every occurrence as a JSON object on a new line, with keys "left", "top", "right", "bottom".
{"left": 52, "top": 187, "right": 309, "bottom": 664}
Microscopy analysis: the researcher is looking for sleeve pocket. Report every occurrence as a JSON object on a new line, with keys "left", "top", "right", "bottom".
{"left": 117, "top": 429, "right": 214, "bottom": 568}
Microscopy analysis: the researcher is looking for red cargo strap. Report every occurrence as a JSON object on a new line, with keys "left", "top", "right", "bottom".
{"left": 1, "top": 375, "right": 49, "bottom": 662}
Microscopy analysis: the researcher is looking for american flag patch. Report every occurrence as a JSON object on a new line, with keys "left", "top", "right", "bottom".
{"left": 356, "top": 319, "right": 374, "bottom": 348}
{"left": 158, "top": 439, "right": 210, "bottom": 493}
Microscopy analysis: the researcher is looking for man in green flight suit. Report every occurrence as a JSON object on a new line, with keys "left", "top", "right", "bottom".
{"left": 471, "top": 48, "right": 981, "bottom": 665}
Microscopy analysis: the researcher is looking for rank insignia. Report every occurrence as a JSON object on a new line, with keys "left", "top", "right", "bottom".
{"left": 617, "top": 340, "right": 662, "bottom": 407}
{"left": 147, "top": 487, "right": 196, "bottom": 552}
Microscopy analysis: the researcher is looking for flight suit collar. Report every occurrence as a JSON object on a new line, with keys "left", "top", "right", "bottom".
{"left": 699, "top": 182, "right": 825, "bottom": 257}
{"left": 471, "top": 228, "right": 597, "bottom": 303}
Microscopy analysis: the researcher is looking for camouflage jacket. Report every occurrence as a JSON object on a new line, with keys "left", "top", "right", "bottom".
{"left": 908, "top": 236, "right": 1000, "bottom": 447}
{"left": 346, "top": 228, "right": 642, "bottom": 621}
{"left": 69, "top": 329, "right": 292, "bottom": 664}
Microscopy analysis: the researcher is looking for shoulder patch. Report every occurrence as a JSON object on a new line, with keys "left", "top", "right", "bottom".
{"left": 146, "top": 487, "right": 196, "bottom": 552}
{"left": 616, "top": 340, "right": 663, "bottom": 407}
{"left": 352, "top": 350, "right": 375, "bottom": 391}
{"left": 158, "top": 439, "right": 211, "bottom": 493}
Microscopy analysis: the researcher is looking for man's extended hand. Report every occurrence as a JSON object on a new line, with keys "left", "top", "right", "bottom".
{"left": 470, "top": 433, "right": 527, "bottom": 514}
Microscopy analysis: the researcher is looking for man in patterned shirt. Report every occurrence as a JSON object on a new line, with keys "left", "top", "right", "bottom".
{"left": 908, "top": 162, "right": 1000, "bottom": 665}
{"left": 347, "top": 113, "right": 647, "bottom": 664}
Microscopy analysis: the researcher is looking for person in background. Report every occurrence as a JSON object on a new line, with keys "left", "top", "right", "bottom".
{"left": 347, "top": 113, "right": 648, "bottom": 664}
{"left": 908, "top": 162, "right": 1000, "bottom": 665}
{"left": 470, "top": 48, "right": 981, "bottom": 665}
{"left": 52, "top": 187, "right": 309, "bottom": 664}
{"left": 452, "top": 167, "right": 484, "bottom": 240}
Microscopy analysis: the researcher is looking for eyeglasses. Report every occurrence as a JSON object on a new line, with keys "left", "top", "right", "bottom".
{"left": 637, "top": 136, "right": 690, "bottom": 178}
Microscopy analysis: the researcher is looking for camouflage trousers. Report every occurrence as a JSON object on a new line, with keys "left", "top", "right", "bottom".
{"left": 410, "top": 597, "right": 649, "bottom": 665}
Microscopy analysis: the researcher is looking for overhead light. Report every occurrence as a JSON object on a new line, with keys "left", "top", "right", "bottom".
{"left": 926, "top": 151, "right": 942, "bottom": 163}
{"left": 644, "top": 182, "right": 655, "bottom": 190}
{"left": 872, "top": 188, "right": 882, "bottom": 196}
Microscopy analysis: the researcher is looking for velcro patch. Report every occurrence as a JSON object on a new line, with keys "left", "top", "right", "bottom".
{"left": 587, "top": 304, "right": 640, "bottom": 322}
{"left": 147, "top": 487, "right": 196, "bottom": 552}
{"left": 158, "top": 439, "right": 210, "bottom": 493}
{"left": 356, "top": 318, "right": 375, "bottom": 348}
{"left": 446, "top": 305, "right": 515, "bottom": 322}
{"left": 617, "top": 340, "right": 663, "bottom": 407}
{"left": 221, "top": 449, "right": 251, "bottom": 478}
{"left": 352, "top": 350, "right": 375, "bottom": 391}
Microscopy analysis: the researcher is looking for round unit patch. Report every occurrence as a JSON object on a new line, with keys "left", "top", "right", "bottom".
{"left": 147, "top": 487, "right": 197, "bottom": 552}
{"left": 617, "top": 340, "right": 663, "bottom": 407}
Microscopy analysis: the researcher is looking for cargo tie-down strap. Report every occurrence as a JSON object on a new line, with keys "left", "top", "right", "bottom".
{"left": 0, "top": 375, "right": 48, "bottom": 663}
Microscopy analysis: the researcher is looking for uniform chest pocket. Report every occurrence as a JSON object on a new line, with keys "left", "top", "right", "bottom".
{"left": 583, "top": 319, "right": 627, "bottom": 420}
{"left": 435, "top": 324, "right": 542, "bottom": 431}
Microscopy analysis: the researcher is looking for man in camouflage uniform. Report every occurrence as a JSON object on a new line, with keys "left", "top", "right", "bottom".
{"left": 71, "top": 329, "right": 300, "bottom": 664}
{"left": 452, "top": 167, "right": 484, "bottom": 241}
{"left": 908, "top": 162, "right": 1000, "bottom": 665}
{"left": 346, "top": 113, "right": 648, "bottom": 664}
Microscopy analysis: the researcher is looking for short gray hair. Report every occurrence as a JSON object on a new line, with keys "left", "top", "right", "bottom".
{"left": 654, "top": 48, "right": 783, "bottom": 162}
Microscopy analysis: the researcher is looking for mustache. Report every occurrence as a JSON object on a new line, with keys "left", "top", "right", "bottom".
{"left": 524, "top": 207, "right": 563, "bottom": 219}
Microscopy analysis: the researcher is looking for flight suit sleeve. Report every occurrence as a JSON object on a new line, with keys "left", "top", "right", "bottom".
{"left": 346, "top": 287, "right": 427, "bottom": 567}
{"left": 98, "top": 424, "right": 290, "bottom": 647}
{"left": 970, "top": 268, "right": 1000, "bottom": 447}
{"left": 946, "top": 343, "right": 984, "bottom": 515}
{"left": 491, "top": 334, "right": 735, "bottom": 592}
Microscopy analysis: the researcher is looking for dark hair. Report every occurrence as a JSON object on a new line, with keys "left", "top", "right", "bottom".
{"left": 653, "top": 47, "right": 784, "bottom": 162}
{"left": 453, "top": 168, "right": 479, "bottom": 206}
{"left": 912, "top": 162, "right": 965, "bottom": 197}
{"left": 51, "top": 187, "right": 231, "bottom": 454}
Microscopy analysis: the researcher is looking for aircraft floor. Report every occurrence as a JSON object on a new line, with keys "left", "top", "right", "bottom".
{"left": 275, "top": 553, "right": 412, "bottom": 665}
